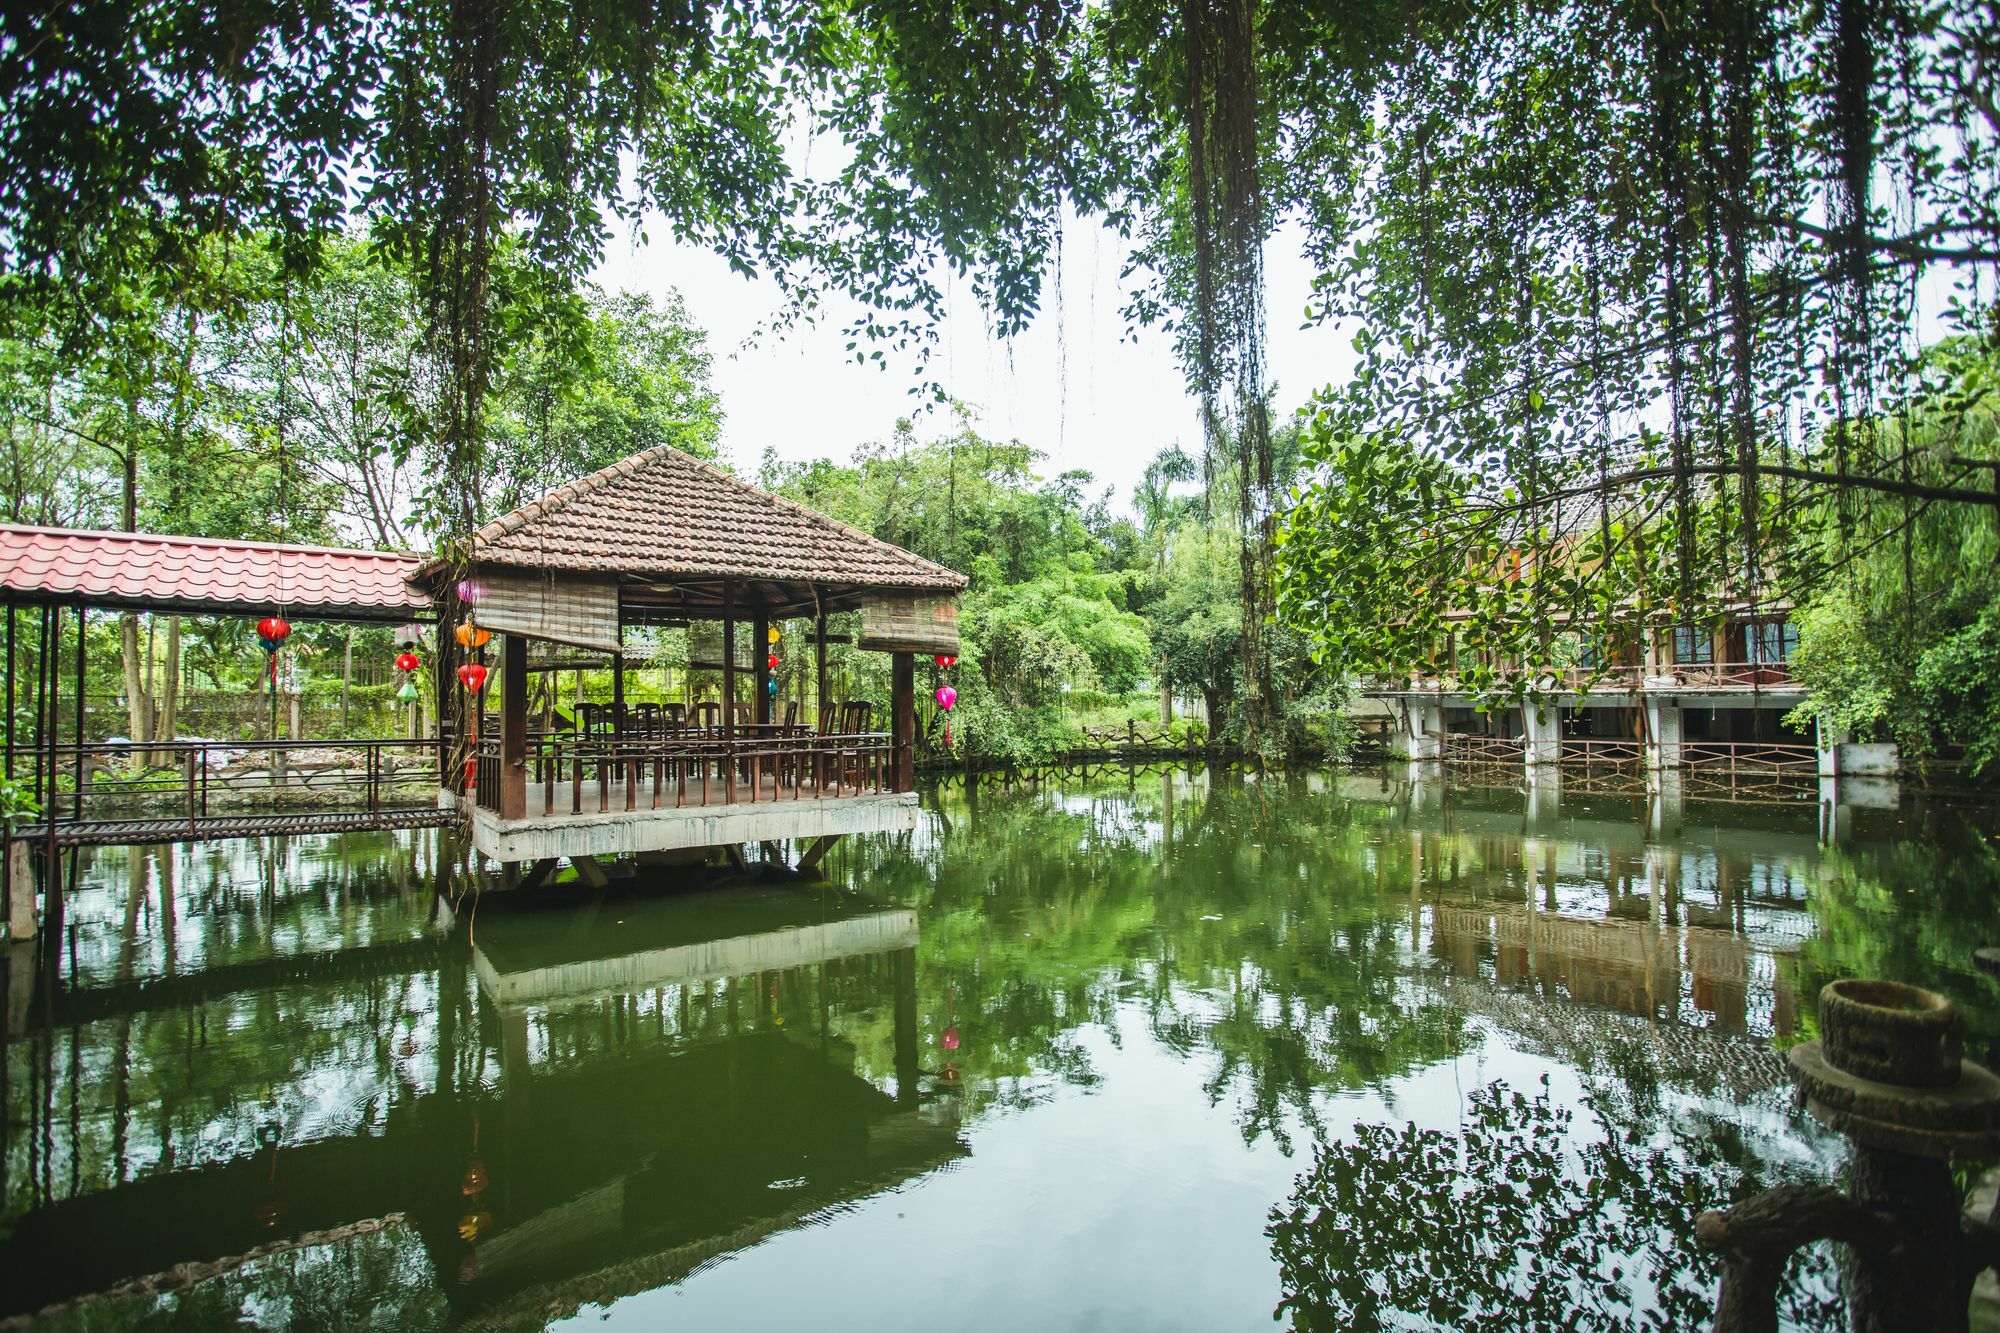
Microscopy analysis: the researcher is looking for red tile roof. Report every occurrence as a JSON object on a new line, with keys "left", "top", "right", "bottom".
{"left": 432, "top": 446, "right": 967, "bottom": 592}
{"left": 0, "top": 525, "right": 430, "bottom": 620}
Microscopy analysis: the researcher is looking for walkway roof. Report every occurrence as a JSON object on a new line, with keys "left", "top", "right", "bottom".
{"left": 0, "top": 524, "right": 430, "bottom": 621}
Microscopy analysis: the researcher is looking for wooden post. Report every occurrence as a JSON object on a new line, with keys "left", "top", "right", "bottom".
{"left": 500, "top": 634, "right": 527, "bottom": 819}
{"left": 815, "top": 609, "right": 829, "bottom": 726}
{"left": 753, "top": 614, "right": 770, "bottom": 724}
{"left": 892, "top": 651, "right": 915, "bottom": 792}
{"left": 436, "top": 611, "right": 460, "bottom": 790}
{"left": 73, "top": 605, "right": 85, "bottom": 813}
{"left": 722, "top": 586, "right": 737, "bottom": 803}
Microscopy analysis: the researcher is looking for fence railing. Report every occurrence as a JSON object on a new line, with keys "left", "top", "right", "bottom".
{"left": 6, "top": 738, "right": 443, "bottom": 834}
{"left": 1441, "top": 734, "right": 1527, "bottom": 764}
{"left": 1434, "top": 735, "right": 1818, "bottom": 773}
{"left": 1362, "top": 661, "right": 1798, "bottom": 694}
{"left": 471, "top": 726, "right": 900, "bottom": 817}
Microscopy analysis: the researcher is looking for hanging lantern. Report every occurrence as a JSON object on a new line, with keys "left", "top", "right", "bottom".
{"left": 766, "top": 652, "right": 779, "bottom": 671}
{"left": 935, "top": 685, "right": 957, "bottom": 711}
{"left": 766, "top": 625, "right": 781, "bottom": 645}
{"left": 934, "top": 654, "right": 957, "bottom": 669}
{"left": 395, "top": 651, "right": 421, "bottom": 674}
{"left": 457, "top": 663, "right": 488, "bottom": 693}
{"left": 455, "top": 623, "right": 490, "bottom": 649}
{"left": 396, "top": 680, "right": 420, "bottom": 702}
{"left": 941, "top": 1024, "right": 960, "bottom": 1052}
{"left": 766, "top": 677, "right": 778, "bottom": 697}
{"left": 254, "top": 616, "right": 291, "bottom": 693}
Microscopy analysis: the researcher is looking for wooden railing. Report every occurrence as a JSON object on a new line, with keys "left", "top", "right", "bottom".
{"left": 472, "top": 726, "right": 899, "bottom": 817}
{"left": 1441, "top": 734, "right": 1527, "bottom": 764}
{"left": 1362, "top": 660, "right": 1798, "bottom": 693}
{"left": 7, "top": 738, "right": 443, "bottom": 837}
{"left": 1437, "top": 735, "right": 1818, "bottom": 772}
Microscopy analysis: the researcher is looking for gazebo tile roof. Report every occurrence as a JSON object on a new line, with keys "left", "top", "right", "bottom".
{"left": 452, "top": 446, "right": 966, "bottom": 591}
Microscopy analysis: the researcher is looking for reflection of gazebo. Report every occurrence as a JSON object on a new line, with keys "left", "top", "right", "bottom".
{"left": 407, "top": 446, "right": 967, "bottom": 869}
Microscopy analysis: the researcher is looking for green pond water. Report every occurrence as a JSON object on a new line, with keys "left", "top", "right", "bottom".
{"left": 6, "top": 766, "right": 2000, "bottom": 1330}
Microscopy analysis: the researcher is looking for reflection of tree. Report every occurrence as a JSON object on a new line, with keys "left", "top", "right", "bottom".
{"left": 1796, "top": 804, "right": 2000, "bottom": 1063}
{"left": 1267, "top": 1078, "right": 1843, "bottom": 1332}
{"left": 838, "top": 771, "right": 1473, "bottom": 1143}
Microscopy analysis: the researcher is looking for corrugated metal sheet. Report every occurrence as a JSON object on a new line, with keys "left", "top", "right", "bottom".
{"left": 0, "top": 525, "right": 430, "bottom": 620}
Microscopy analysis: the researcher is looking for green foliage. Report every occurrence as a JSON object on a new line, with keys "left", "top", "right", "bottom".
{"left": 0, "top": 774, "right": 39, "bottom": 824}
{"left": 487, "top": 289, "right": 722, "bottom": 515}
{"left": 1913, "top": 604, "right": 2000, "bottom": 779}
{"left": 1784, "top": 340, "right": 2000, "bottom": 771}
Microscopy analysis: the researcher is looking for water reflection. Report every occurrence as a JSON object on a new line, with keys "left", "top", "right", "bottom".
{"left": 4, "top": 766, "right": 1998, "bottom": 1329}
{"left": 4, "top": 852, "right": 957, "bottom": 1328}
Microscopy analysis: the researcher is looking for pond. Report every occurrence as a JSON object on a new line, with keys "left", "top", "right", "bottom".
{"left": 5, "top": 765, "right": 1999, "bottom": 1330}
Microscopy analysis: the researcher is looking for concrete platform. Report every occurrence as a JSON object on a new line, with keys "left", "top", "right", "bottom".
{"left": 465, "top": 778, "right": 921, "bottom": 863}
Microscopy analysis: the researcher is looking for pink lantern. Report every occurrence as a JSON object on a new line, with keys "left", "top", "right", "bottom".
{"left": 941, "top": 1025, "right": 960, "bottom": 1052}
{"left": 935, "top": 686, "right": 956, "bottom": 711}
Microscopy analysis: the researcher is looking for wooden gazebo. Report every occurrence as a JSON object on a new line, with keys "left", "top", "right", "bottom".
{"left": 409, "top": 445, "right": 966, "bottom": 871}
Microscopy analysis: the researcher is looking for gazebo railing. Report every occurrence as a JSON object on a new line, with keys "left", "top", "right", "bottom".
{"left": 471, "top": 727, "right": 899, "bottom": 817}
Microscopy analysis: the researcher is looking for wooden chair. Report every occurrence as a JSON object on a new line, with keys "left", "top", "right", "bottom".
{"left": 834, "top": 701, "right": 875, "bottom": 791}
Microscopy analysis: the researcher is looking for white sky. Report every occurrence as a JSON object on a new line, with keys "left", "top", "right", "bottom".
{"left": 593, "top": 215, "right": 1355, "bottom": 516}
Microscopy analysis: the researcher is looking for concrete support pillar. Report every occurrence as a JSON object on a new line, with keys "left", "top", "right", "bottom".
{"left": 1818, "top": 776, "right": 1853, "bottom": 845}
{"left": 1647, "top": 768, "right": 1684, "bottom": 836}
{"left": 1524, "top": 768, "right": 1560, "bottom": 824}
{"left": 5, "top": 838, "right": 33, "bottom": 940}
{"left": 1522, "top": 702, "right": 1562, "bottom": 767}
{"left": 1816, "top": 718, "right": 1846, "bottom": 779}
{"left": 1392, "top": 698, "right": 1442, "bottom": 761}
{"left": 1645, "top": 697, "right": 1683, "bottom": 770}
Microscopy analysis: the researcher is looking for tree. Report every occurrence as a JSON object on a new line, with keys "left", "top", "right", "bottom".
{"left": 487, "top": 289, "right": 721, "bottom": 515}
{"left": 1271, "top": 0, "right": 2000, "bottom": 696}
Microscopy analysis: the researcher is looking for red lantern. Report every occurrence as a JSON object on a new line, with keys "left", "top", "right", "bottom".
{"left": 395, "top": 651, "right": 420, "bottom": 673}
{"left": 767, "top": 653, "right": 779, "bottom": 670}
{"left": 934, "top": 653, "right": 957, "bottom": 668}
{"left": 456, "top": 663, "right": 488, "bottom": 692}
{"left": 257, "top": 616, "right": 291, "bottom": 645}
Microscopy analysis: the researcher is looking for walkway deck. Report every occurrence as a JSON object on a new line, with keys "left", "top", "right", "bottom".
{"left": 14, "top": 805, "right": 456, "bottom": 848}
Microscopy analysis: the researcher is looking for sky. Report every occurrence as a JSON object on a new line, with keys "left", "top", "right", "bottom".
{"left": 593, "top": 214, "right": 1356, "bottom": 517}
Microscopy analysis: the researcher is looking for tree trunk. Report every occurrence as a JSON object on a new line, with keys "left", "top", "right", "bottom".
{"left": 1160, "top": 663, "right": 1174, "bottom": 727}
{"left": 120, "top": 612, "right": 154, "bottom": 768}
{"left": 159, "top": 617, "right": 181, "bottom": 744}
